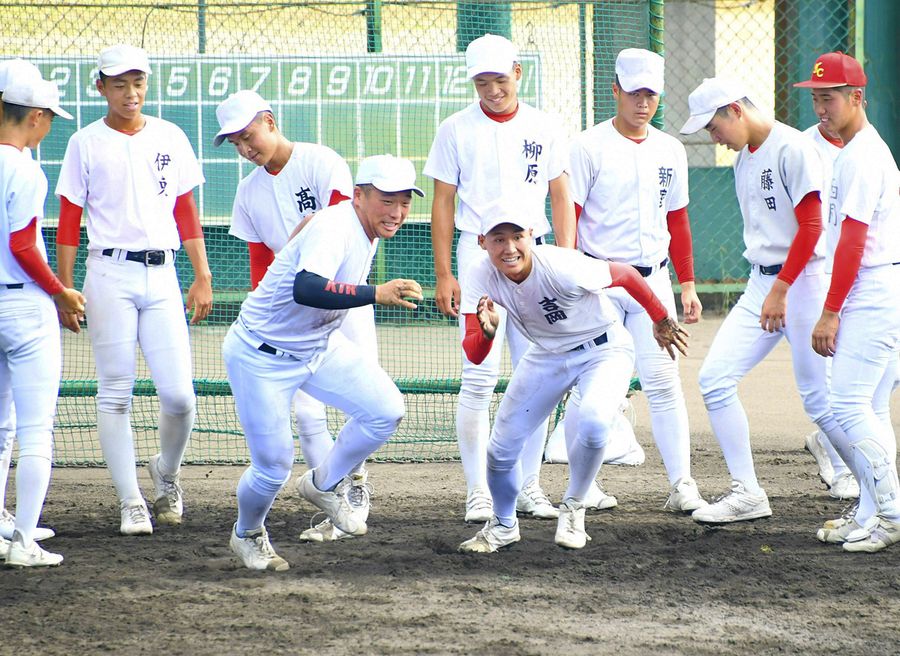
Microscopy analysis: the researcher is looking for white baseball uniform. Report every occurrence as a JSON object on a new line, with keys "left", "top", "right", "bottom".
{"left": 0, "top": 144, "right": 61, "bottom": 544}
{"left": 228, "top": 141, "right": 372, "bottom": 469}
{"left": 698, "top": 120, "right": 847, "bottom": 494}
{"left": 568, "top": 119, "right": 692, "bottom": 486}
{"left": 823, "top": 124, "right": 900, "bottom": 530}
{"left": 56, "top": 115, "right": 204, "bottom": 507}
{"left": 462, "top": 245, "right": 634, "bottom": 525}
{"left": 222, "top": 201, "right": 403, "bottom": 536}
{"left": 424, "top": 99, "right": 568, "bottom": 496}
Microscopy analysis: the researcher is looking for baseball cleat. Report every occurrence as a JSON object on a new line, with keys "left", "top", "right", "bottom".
{"left": 516, "top": 479, "right": 559, "bottom": 519}
{"left": 817, "top": 518, "right": 869, "bottom": 544}
{"left": 822, "top": 499, "right": 859, "bottom": 530}
{"left": 829, "top": 472, "right": 860, "bottom": 500}
{"left": 691, "top": 481, "right": 772, "bottom": 524}
{"left": 664, "top": 477, "right": 708, "bottom": 513}
{"left": 230, "top": 524, "right": 289, "bottom": 571}
{"left": 464, "top": 487, "right": 493, "bottom": 523}
{"left": 555, "top": 500, "right": 591, "bottom": 550}
{"left": 842, "top": 517, "right": 900, "bottom": 553}
{"left": 5, "top": 530, "right": 63, "bottom": 568}
{"left": 295, "top": 469, "right": 367, "bottom": 536}
{"left": 458, "top": 517, "right": 520, "bottom": 553}
{"left": 0, "top": 536, "right": 9, "bottom": 559}
{"left": 119, "top": 500, "right": 153, "bottom": 536}
{"left": 0, "top": 509, "right": 55, "bottom": 542}
{"left": 148, "top": 453, "right": 184, "bottom": 525}
{"left": 583, "top": 480, "right": 618, "bottom": 511}
{"left": 805, "top": 430, "right": 835, "bottom": 489}
{"left": 299, "top": 517, "right": 355, "bottom": 543}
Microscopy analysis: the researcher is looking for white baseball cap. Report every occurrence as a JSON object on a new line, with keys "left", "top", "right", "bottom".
{"left": 2, "top": 75, "right": 73, "bottom": 120}
{"left": 0, "top": 58, "right": 42, "bottom": 93}
{"left": 615, "top": 48, "right": 665, "bottom": 94}
{"left": 479, "top": 202, "right": 529, "bottom": 236}
{"left": 97, "top": 44, "right": 152, "bottom": 77}
{"left": 213, "top": 90, "right": 273, "bottom": 146}
{"left": 680, "top": 77, "right": 749, "bottom": 134}
{"left": 356, "top": 155, "right": 424, "bottom": 197}
{"left": 465, "top": 33, "right": 518, "bottom": 79}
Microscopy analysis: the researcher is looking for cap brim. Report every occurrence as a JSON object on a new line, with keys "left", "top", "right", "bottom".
{"left": 793, "top": 80, "right": 846, "bottom": 88}
{"left": 213, "top": 121, "right": 252, "bottom": 147}
{"left": 481, "top": 220, "right": 527, "bottom": 235}
{"left": 372, "top": 184, "right": 424, "bottom": 197}
{"left": 679, "top": 111, "right": 715, "bottom": 135}
{"left": 100, "top": 64, "right": 151, "bottom": 77}
{"left": 618, "top": 77, "right": 663, "bottom": 94}
{"left": 51, "top": 105, "right": 73, "bottom": 120}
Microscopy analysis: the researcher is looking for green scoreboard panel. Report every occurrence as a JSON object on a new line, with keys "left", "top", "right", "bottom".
{"left": 33, "top": 55, "right": 542, "bottom": 223}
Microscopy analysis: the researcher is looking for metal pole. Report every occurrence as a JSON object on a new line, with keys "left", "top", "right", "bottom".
{"left": 579, "top": 2, "right": 587, "bottom": 131}
{"left": 854, "top": 0, "right": 865, "bottom": 64}
{"left": 366, "top": 0, "right": 383, "bottom": 54}
{"left": 198, "top": 0, "right": 206, "bottom": 55}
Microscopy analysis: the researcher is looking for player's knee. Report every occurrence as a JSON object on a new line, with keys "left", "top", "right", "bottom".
{"left": 642, "top": 379, "right": 683, "bottom": 413}
{"left": 698, "top": 365, "right": 735, "bottom": 410}
{"left": 575, "top": 408, "right": 612, "bottom": 451}
{"left": 486, "top": 438, "right": 519, "bottom": 473}
{"left": 248, "top": 463, "right": 292, "bottom": 496}
{"left": 97, "top": 376, "right": 137, "bottom": 414}
{"left": 459, "top": 364, "right": 499, "bottom": 410}
{"left": 158, "top": 388, "right": 196, "bottom": 416}
{"left": 830, "top": 395, "right": 868, "bottom": 434}
{"left": 14, "top": 434, "right": 52, "bottom": 461}
{"left": 369, "top": 389, "right": 405, "bottom": 438}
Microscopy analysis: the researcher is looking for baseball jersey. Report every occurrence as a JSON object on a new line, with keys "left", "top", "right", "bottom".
{"left": 0, "top": 145, "right": 49, "bottom": 285}
{"left": 423, "top": 100, "right": 568, "bottom": 237}
{"left": 237, "top": 201, "right": 378, "bottom": 358}
{"left": 804, "top": 124, "right": 841, "bottom": 201}
{"left": 826, "top": 125, "right": 900, "bottom": 268}
{"left": 733, "top": 121, "right": 824, "bottom": 267}
{"left": 229, "top": 142, "right": 352, "bottom": 252}
{"left": 55, "top": 116, "right": 204, "bottom": 252}
{"left": 569, "top": 119, "right": 688, "bottom": 265}
{"left": 463, "top": 244, "right": 619, "bottom": 354}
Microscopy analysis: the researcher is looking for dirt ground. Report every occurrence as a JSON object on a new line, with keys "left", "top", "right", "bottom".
{"left": 3, "top": 316, "right": 900, "bottom": 656}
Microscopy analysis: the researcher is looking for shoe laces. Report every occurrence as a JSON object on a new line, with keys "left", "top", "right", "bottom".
{"left": 346, "top": 481, "right": 374, "bottom": 510}
{"left": 838, "top": 499, "right": 860, "bottom": 522}
{"left": 160, "top": 477, "right": 183, "bottom": 506}
{"left": 124, "top": 504, "right": 149, "bottom": 523}
{"left": 250, "top": 532, "right": 278, "bottom": 558}
{"left": 467, "top": 489, "right": 492, "bottom": 509}
{"left": 522, "top": 481, "right": 552, "bottom": 507}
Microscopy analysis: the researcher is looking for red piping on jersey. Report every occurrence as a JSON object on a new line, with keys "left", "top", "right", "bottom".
{"left": 818, "top": 125, "right": 844, "bottom": 148}
{"left": 57, "top": 196, "right": 84, "bottom": 247}
{"left": 174, "top": 190, "right": 203, "bottom": 242}
{"left": 9, "top": 217, "right": 65, "bottom": 296}
{"left": 825, "top": 217, "right": 867, "bottom": 312}
{"left": 777, "top": 191, "right": 823, "bottom": 285}
{"left": 248, "top": 242, "right": 275, "bottom": 290}
{"left": 608, "top": 262, "right": 668, "bottom": 323}
{"left": 666, "top": 206, "right": 695, "bottom": 284}
{"left": 462, "top": 313, "right": 493, "bottom": 365}
{"left": 480, "top": 103, "right": 519, "bottom": 123}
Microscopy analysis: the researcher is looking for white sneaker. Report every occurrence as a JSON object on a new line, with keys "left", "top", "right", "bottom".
{"left": 0, "top": 536, "right": 8, "bottom": 559}
{"left": 583, "top": 480, "right": 618, "bottom": 510}
{"left": 516, "top": 479, "right": 559, "bottom": 519}
{"left": 822, "top": 499, "right": 859, "bottom": 530}
{"left": 817, "top": 518, "right": 870, "bottom": 544}
{"left": 692, "top": 481, "right": 772, "bottom": 524}
{"left": 120, "top": 500, "right": 153, "bottom": 536}
{"left": 555, "top": 500, "right": 591, "bottom": 549}
{"left": 458, "top": 517, "right": 520, "bottom": 553}
{"left": 0, "top": 508, "right": 55, "bottom": 541}
{"left": 295, "top": 469, "right": 366, "bottom": 536}
{"left": 346, "top": 470, "right": 373, "bottom": 523}
{"left": 805, "top": 430, "right": 835, "bottom": 488}
{"left": 829, "top": 472, "right": 860, "bottom": 500}
{"left": 842, "top": 517, "right": 900, "bottom": 553}
{"left": 664, "top": 477, "right": 708, "bottom": 513}
{"left": 229, "top": 524, "right": 289, "bottom": 571}
{"left": 5, "top": 530, "right": 63, "bottom": 567}
{"left": 299, "top": 516, "right": 355, "bottom": 543}
{"left": 148, "top": 454, "right": 184, "bottom": 525}
{"left": 465, "top": 487, "right": 493, "bottom": 523}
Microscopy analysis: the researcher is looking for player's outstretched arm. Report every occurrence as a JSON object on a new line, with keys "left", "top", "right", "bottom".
{"left": 182, "top": 237, "right": 213, "bottom": 324}
{"left": 431, "top": 180, "right": 461, "bottom": 317}
{"left": 375, "top": 279, "right": 423, "bottom": 310}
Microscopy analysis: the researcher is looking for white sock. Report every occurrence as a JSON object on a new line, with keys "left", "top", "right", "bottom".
{"left": 0, "top": 429, "right": 12, "bottom": 510}
{"left": 97, "top": 410, "right": 142, "bottom": 502}
{"left": 297, "top": 428, "right": 334, "bottom": 470}
{"left": 158, "top": 407, "right": 195, "bottom": 476}
{"left": 564, "top": 439, "right": 606, "bottom": 502}
{"left": 707, "top": 399, "right": 761, "bottom": 494}
{"left": 13, "top": 455, "right": 51, "bottom": 543}
{"left": 519, "top": 418, "right": 549, "bottom": 490}
{"left": 235, "top": 468, "right": 276, "bottom": 537}
{"left": 456, "top": 404, "right": 489, "bottom": 493}
{"left": 314, "top": 420, "right": 384, "bottom": 491}
{"left": 649, "top": 405, "right": 691, "bottom": 484}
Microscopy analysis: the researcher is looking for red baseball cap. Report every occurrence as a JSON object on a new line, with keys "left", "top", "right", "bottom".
{"left": 794, "top": 52, "right": 867, "bottom": 88}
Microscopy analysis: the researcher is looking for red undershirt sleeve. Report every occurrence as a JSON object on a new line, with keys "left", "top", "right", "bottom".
{"left": 824, "top": 217, "right": 867, "bottom": 312}
{"left": 777, "top": 191, "right": 823, "bottom": 286}
{"left": 173, "top": 190, "right": 203, "bottom": 242}
{"left": 462, "top": 313, "right": 493, "bottom": 365}
{"left": 574, "top": 202, "right": 582, "bottom": 221}
{"left": 666, "top": 206, "right": 695, "bottom": 284}
{"left": 9, "top": 217, "right": 66, "bottom": 296}
{"left": 328, "top": 189, "right": 350, "bottom": 206}
{"left": 56, "top": 196, "right": 84, "bottom": 247}
{"left": 608, "top": 262, "right": 668, "bottom": 323}
{"left": 248, "top": 242, "right": 275, "bottom": 290}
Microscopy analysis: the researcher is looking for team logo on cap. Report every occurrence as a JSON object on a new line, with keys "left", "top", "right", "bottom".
{"left": 812, "top": 61, "right": 825, "bottom": 78}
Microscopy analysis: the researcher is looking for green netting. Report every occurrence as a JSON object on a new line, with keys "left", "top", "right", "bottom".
{"left": 4, "top": 0, "right": 856, "bottom": 464}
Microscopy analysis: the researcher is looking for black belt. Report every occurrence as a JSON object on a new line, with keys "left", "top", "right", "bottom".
{"left": 754, "top": 263, "right": 783, "bottom": 275}
{"left": 258, "top": 343, "right": 278, "bottom": 355}
{"left": 570, "top": 333, "right": 608, "bottom": 352}
{"left": 583, "top": 253, "right": 668, "bottom": 277}
{"left": 534, "top": 236, "right": 544, "bottom": 246}
{"left": 3, "top": 283, "right": 24, "bottom": 289}
{"left": 102, "top": 248, "right": 169, "bottom": 266}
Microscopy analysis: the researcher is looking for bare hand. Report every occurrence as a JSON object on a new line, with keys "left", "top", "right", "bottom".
{"left": 53, "top": 288, "right": 85, "bottom": 333}
{"left": 759, "top": 280, "right": 788, "bottom": 333}
{"left": 476, "top": 295, "right": 500, "bottom": 339}
{"left": 679, "top": 282, "right": 703, "bottom": 324}
{"left": 435, "top": 274, "right": 461, "bottom": 318}
{"left": 652, "top": 316, "right": 689, "bottom": 360}
{"left": 376, "top": 278, "right": 423, "bottom": 310}
{"left": 812, "top": 310, "right": 839, "bottom": 357}
{"left": 186, "top": 276, "right": 213, "bottom": 325}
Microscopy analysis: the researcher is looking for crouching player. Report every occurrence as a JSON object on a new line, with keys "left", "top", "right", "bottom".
{"left": 458, "top": 205, "right": 688, "bottom": 552}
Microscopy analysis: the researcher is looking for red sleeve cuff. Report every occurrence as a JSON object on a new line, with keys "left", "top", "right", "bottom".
{"left": 777, "top": 191, "right": 822, "bottom": 285}
{"left": 174, "top": 191, "right": 203, "bottom": 242}
{"left": 57, "top": 196, "right": 84, "bottom": 247}
{"left": 462, "top": 313, "right": 493, "bottom": 365}
{"left": 824, "top": 217, "right": 867, "bottom": 312}
{"left": 666, "top": 206, "right": 695, "bottom": 284}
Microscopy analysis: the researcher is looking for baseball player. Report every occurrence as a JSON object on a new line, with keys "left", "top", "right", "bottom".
{"left": 0, "top": 57, "right": 56, "bottom": 545}
{"left": 55, "top": 44, "right": 213, "bottom": 536}
{"left": 567, "top": 48, "right": 705, "bottom": 513}
{"left": 0, "top": 71, "right": 83, "bottom": 566}
{"left": 457, "top": 206, "right": 688, "bottom": 553}
{"left": 680, "top": 76, "right": 852, "bottom": 524}
{"left": 213, "top": 90, "right": 372, "bottom": 543}
{"left": 224, "top": 154, "right": 422, "bottom": 571}
{"left": 794, "top": 53, "right": 900, "bottom": 552}
{"left": 424, "top": 33, "right": 575, "bottom": 523}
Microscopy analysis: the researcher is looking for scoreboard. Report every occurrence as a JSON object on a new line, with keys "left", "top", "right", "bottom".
{"left": 31, "top": 55, "right": 542, "bottom": 222}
